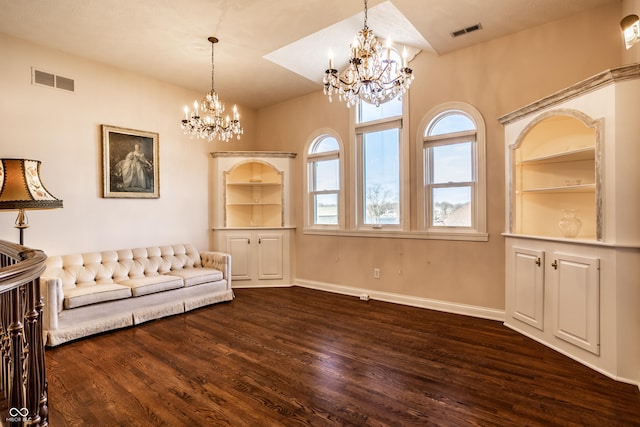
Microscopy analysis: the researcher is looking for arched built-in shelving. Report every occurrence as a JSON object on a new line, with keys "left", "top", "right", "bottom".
{"left": 211, "top": 151, "right": 297, "bottom": 287}
{"left": 224, "top": 160, "right": 284, "bottom": 228}
{"left": 509, "top": 110, "right": 601, "bottom": 240}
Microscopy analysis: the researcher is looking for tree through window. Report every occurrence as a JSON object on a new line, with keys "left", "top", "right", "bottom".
{"left": 355, "top": 89, "right": 406, "bottom": 229}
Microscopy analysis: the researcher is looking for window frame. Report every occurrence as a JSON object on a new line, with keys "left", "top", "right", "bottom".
{"left": 416, "top": 102, "right": 487, "bottom": 241}
{"left": 303, "top": 130, "right": 345, "bottom": 231}
{"left": 352, "top": 96, "right": 410, "bottom": 231}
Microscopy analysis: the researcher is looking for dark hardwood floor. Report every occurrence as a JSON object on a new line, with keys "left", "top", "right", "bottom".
{"left": 45, "top": 287, "right": 640, "bottom": 426}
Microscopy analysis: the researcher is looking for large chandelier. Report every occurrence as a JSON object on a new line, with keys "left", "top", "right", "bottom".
{"left": 181, "top": 37, "right": 243, "bottom": 142}
{"left": 323, "top": 0, "right": 414, "bottom": 107}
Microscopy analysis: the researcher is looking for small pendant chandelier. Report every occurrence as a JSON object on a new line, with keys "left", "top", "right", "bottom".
{"left": 181, "top": 37, "right": 243, "bottom": 142}
{"left": 323, "top": 0, "right": 414, "bottom": 107}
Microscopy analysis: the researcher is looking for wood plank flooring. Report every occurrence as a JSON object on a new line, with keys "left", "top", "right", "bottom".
{"left": 45, "top": 287, "right": 640, "bottom": 426}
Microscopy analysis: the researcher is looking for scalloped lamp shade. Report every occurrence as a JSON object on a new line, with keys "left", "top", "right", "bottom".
{"left": 0, "top": 159, "right": 63, "bottom": 244}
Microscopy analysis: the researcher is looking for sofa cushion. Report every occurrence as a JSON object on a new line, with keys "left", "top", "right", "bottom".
{"left": 64, "top": 284, "right": 132, "bottom": 309}
{"left": 118, "top": 275, "right": 184, "bottom": 297}
{"left": 166, "top": 267, "right": 223, "bottom": 287}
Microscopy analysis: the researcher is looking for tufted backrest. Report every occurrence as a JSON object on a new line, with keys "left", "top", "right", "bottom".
{"left": 44, "top": 244, "right": 202, "bottom": 289}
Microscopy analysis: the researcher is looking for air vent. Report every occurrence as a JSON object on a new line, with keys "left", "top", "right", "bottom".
{"left": 32, "top": 68, "right": 75, "bottom": 92}
{"left": 33, "top": 69, "right": 55, "bottom": 87}
{"left": 451, "top": 23, "right": 483, "bottom": 38}
{"left": 55, "top": 75, "right": 75, "bottom": 91}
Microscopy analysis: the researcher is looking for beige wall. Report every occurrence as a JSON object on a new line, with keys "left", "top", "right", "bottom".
{"left": 0, "top": 33, "right": 257, "bottom": 254}
{"left": 254, "top": 3, "right": 623, "bottom": 311}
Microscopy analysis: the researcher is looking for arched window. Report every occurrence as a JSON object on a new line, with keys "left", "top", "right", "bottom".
{"left": 416, "top": 102, "right": 487, "bottom": 240}
{"left": 353, "top": 68, "right": 409, "bottom": 230}
{"left": 304, "top": 131, "right": 344, "bottom": 229}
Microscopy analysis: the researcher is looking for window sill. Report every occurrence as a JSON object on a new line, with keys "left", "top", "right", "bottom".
{"left": 303, "top": 228, "right": 489, "bottom": 242}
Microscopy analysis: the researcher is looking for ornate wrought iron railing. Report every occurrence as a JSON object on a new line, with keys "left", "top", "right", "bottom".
{"left": 0, "top": 240, "right": 48, "bottom": 426}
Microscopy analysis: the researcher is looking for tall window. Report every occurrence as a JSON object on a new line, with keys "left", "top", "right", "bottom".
{"left": 355, "top": 87, "right": 408, "bottom": 229}
{"left": 417, "top": 102, "right": 487, "bottom": 239}
{"left": 306, "top": 133, "right": 343, "bottom": 228}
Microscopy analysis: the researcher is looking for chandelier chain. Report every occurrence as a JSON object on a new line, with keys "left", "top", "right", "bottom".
{"left": 363, "top": 0, "right": 368, "bottom": 29}
{"left": 211, "top": 40, "right": 215, "bottom": 91}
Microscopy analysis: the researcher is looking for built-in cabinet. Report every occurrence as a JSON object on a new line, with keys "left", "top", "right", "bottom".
{"left": 224, "top": 230, "right": 287, "bottom": 281}
{"left": 211, "top": 151, "right": 296, "bottom": 286}
{"left": 509, "top": 244, "right": 600, "bottom": 354}
{"left": 500, "top": 64, "right": 640, "bottom": 386}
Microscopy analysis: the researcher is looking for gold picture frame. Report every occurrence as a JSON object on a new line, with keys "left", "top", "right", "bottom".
{"left": 102, "top": 125, "right": 159, "bottom": 198}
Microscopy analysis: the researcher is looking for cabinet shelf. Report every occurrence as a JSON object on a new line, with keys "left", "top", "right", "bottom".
{"left": 227, "top": 182, "right": 281, "bottom": 187}
{"left": 518, "top": 184, "right": 595, "bottom": 194}
{"left": 518, "top": 146, "right": 595, "bottom": 165}
{"left": 227, "top": 203, "right": 282, "bottom": 207}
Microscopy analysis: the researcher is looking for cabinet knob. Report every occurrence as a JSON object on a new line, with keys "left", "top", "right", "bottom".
{"left": 535, "top": 257, "right": 541, "bottom": 267}
{"left": 247, "top": 238, "right": 250, "bottom": 244}
{"left": 551, "top": 260, "right": 558, "bottom": 270}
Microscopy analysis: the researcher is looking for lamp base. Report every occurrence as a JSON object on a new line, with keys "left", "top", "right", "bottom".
{"left": 15, "top": 208, "right": 29, "bottom": 245}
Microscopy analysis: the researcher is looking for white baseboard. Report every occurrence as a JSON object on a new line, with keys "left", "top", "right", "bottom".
{"left": 295, "top": 278, "right": 505, "bottom": 322}
{"left": 504, "top": 321, "right": 640, "bottom": 388}
{"left": 232, "top": 283, "right": 292, "bottom": 289}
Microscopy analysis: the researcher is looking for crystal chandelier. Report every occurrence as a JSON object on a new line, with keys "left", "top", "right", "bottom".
{"left": 323, "top": 0, "right": 414, "bottom": 107}
{"left": 181, "top": 37, "right": 243, "bottom": 142}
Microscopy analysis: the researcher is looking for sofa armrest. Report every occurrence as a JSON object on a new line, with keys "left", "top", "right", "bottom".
{"left": 200, "top": 251, "right": 232, "bottom": 289}
{"left": 40, "top": 277, "right": 63, "bottom": 331}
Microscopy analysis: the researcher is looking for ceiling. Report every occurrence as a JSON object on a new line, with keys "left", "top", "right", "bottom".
{"left": 0, "top": 0, "right": 619, "bottom": 110}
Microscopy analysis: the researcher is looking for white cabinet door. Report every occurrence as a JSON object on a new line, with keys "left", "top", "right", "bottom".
{"left": 227, "top": 234, "right": 252, "bottom": 281}
{"left": 511, "top": 246, "right": 545, "bottom": 330}
{"left": 225, "top": 231, "right": 285, "bottom": 282}
{"left": 257, "top": 233, "right": 283, "bottom": 280}
{"left": 551, "top": 252, "right": 600, "bottom": 355}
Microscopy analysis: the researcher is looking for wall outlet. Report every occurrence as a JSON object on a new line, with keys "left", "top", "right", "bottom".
{"left": 373, "top": 268, "right": 380, "bottom": 279}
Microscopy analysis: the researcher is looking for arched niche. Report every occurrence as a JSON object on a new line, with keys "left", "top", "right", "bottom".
{"left": 224, "top": 160, "right": 284, "bottom": 227}
{"left": 509, "top": 109, "right": 602, "bottom": 240}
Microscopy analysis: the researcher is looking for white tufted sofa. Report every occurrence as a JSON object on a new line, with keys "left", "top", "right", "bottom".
{"left": 41, "top": 244, "right": 233, "bottom": 346}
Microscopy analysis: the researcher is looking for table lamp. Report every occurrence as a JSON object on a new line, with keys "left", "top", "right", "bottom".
{"left": 0, "top": 159, "right": 63, "bottom": 245}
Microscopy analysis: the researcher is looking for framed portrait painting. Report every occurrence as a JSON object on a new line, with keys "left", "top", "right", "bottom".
{"left": 102, "top": 125, "right": 159, "bottom": 198}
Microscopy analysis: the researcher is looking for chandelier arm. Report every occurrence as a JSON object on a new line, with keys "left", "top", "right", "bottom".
{"left": 341, "top": 71, "right": 359, "bottom": 87}
{"left": 373, "top": 60, "right": 391, "bottom": 83}
{"left": 347, "top": 58, "right": 365, "bottom": 85}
